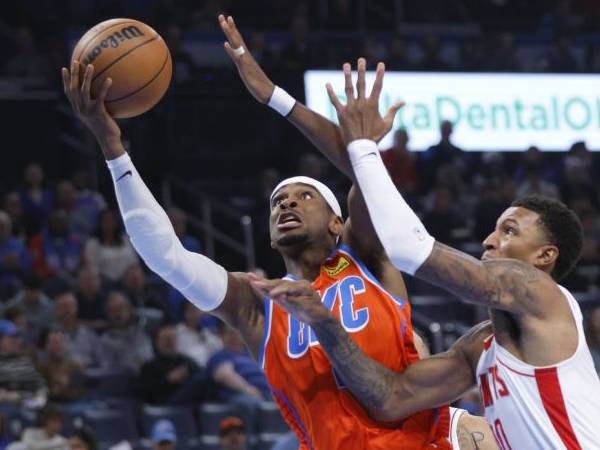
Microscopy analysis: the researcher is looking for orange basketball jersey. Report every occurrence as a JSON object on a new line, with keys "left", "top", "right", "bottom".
{"left": 259, "top": 244, "right": 450, "bottom": 450}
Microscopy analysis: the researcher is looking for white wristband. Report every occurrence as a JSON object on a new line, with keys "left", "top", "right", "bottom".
{"left": 347, "top": 139, "right": 379, "bottom": 163}
{"left": 268, "top": 86, "right": 296, "bottom": 117}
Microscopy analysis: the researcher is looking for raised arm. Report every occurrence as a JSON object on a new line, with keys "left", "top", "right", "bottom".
{"left": 218, "top": 15, "right": 400, "bottom": 178}
{"left": 326, "top": 59, "right": 560, "bottom": 316}
{"left": 61, "top": 63, "right": 263, "bottom": 355}
{"left": 248, "top": 274, "right": 487, "bottom": 422}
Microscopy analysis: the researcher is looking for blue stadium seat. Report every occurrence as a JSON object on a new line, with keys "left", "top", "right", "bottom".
{"left": 82, "top": 409, "right": 138, "bottom": 447}
{"left": 84, "top": 369, "right": 136, "bottom": 398}
{"left": 257, "top": 432, "right": 286, "bottom": 450}
{"left": 256, "top": 402, "right": 289, "bottom": 434}
{"left": 140, "top": 405, "right": 197, "bottom": 440}
{"left": 197, "top": 403, "right": 242, "bottom": 436}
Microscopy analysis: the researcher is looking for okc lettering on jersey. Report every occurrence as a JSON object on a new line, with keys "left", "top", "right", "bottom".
{"left": 287, "top": 275, "right": 370, "bottom": 358}
{"left": 479, "top": 364, "right": 510, "bottom": 407}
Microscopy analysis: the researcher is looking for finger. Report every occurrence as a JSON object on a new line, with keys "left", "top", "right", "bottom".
{"left": 70, "top": 60, "right": 80, "bottom": 93}
{"left": 343, "top": 63, "right": 354, "bottom": 101}
{"left": 356, "top": 57, "right": 366, "bottom": 99}
{"left": 95, "top": 78, "right": 112, "bottom": 112}
{"left": 326, "top": 83, "right": 343, "bottom": 112}
{"left": 61, "top": 68, "right": 72, "bottom": 101}
{"left": 223, "top": 42, "right": 242, "bottom": 63}
{"left": 370, "top": 62, "right": 385, "bottom": 101}
{"left": 223, "top": 15, "right": 245, "bottom": 49}
{"left": 80, "top": 64, "right": 94, "bottom": 104}
{"left": 383, "top": 101, "right": 406, "bottom": 127}
{"left": 248, "top": 279, "right": 271, "bottom": 299}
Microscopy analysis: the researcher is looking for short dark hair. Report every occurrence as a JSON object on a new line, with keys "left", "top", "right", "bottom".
{"left": 511, "top": 195, "right": 583, "bottom": 280}
{"left": 38, "top": 403, "right": 64, "bottom": 426}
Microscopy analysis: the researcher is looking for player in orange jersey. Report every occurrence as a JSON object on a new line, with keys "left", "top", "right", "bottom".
{"left": 60, "top": 16, "right": 451, "bottom": 449}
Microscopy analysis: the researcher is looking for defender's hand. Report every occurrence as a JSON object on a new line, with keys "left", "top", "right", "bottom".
{"left": 219, "top": 14, "right": 275, "bottom": 104}
{"left": 61, "top": 62, "right": 121, "bottom": 145}
{"left": 248, "top": 273, "right": 331, "bottom": 325}
{"left": 326, "top": 58, "right": 404, "bottom": 145}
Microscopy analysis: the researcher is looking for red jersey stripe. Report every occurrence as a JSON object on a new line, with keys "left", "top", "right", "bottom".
{"left": 534, "top": 367, "right": 583, "bottom": 450}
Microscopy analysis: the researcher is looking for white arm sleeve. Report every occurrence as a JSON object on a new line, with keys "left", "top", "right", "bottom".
{"left": 106, "top": 153, "right": 228, "bottom": 311}
{"left": 347, "top": 139, "right": 434, "bottom": 275}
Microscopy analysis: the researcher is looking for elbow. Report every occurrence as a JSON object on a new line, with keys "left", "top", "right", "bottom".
{"left": 367, "top": 380, "right": 413, "bottom": 423}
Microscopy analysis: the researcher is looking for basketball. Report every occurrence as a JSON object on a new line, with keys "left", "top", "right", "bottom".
{"left": 71, "top": 19, "right": 172, "bottom": 118}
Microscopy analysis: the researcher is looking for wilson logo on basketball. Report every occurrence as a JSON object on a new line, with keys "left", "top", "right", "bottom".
{"left": 82, "top": 26, "right": 146, "bottom": 65}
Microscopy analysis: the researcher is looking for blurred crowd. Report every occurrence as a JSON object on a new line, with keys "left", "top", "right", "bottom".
{"left": 2, "top": 0, "right": 600, "bottom": 90}
{"left": 1, "top": 0, "right": 600, "bottom": 449}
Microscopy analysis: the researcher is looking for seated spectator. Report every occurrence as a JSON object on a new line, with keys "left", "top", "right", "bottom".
{"left": 67, "top": 426, "right": 97, "bottom": 450}
{"left": 150, "top": 419, "right": 176, "bottom": 450}
{"left": 422, "top": 187, "right": 468, "bottom": 247}
{"left": 36, "top": 329, "right": 85, "bottom": 403}
{"left": 167, "top": 208, "right": 201, "bottom": 253}
{"left": 18, "top": 163, "right": 53, "bottom": 238}
{"left": 584, "top": 306, "right": 600, "bottom": 374}
{"left": 74, "top": 267, "right": 106, "bottom": 332}
{"left": 9, "top": 404, "right": 67, "bottom": 450}
{"left": 419, "top": 121, "right": 465, "bottom": 193}
{"left": 0, "top": 320, "right": 47, "bottom": 408}
{"left": 165, "top": 208, "right": 202, "bottom": 320}
{"left": 488, "top": 32, "right": 521, "bottom": 72}
{"left": 4, "top": 272, "right": 54, "bottom": 344}
{"left": 54, "top": 291, "right": 100, "bottom": 369}
{"left": 0, "top": 212, "right": 31, "bottom": 300}
{"left": 175, "top": 302, "right": 222, "bottom": 368}
{"left": 84, "top": 209, "right": 138, "bottom": 284}
{"left": 30, "top": 210, "right": 82, "bottom": 280}
{"left": 71, "top": 168, "right": 107, "bottom": 240}
{"left": 3, "top": 27, "right": 50, "bottom": 86}
{"left": 516, "top": 164, "right": 560, "bottom": 199}
{"left": 381, "top": 129, "right": 419, "bottom": 197}
{"left": 98, "top": 292, "right": 153, "bottom": 374}
{"left": 385, "top": 34, "right": 411, "bottom": 71}
{"left": 207, "top": 325, "right": 270, "bottom": 402}
{"left": 137, "top": 325, "right": 205, "bottom": 405}
{"left": 3, "top": 192, "right": 26, "bottom": 242}
{"left": 55, "top": 181, "right": 96, "bottom": 242}
{"left": 219, "top": 417, "right": 247, "bottom": 450}
{"left": 416, "top": 34, "right": 449, "bottom": 71}
{"left": 120, "top": 263, "right": 166, "bottom": 317}
{"left": 545, "top": 35, "right": 578, "bottom": 72}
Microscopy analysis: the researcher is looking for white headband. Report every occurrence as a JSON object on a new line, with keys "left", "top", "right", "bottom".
{"left": 270, "top": 176, "right": 342, "bottom": 218}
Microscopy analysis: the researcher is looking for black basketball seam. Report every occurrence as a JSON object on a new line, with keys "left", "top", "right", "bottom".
{"left": 73, "top": 20, "right": 134, "bottom": 63}
{"left": 105, "top": 50, "right": 170, "bottom": 103}
{"left": 91, "top": 34, "right": 159, "bottom": 82}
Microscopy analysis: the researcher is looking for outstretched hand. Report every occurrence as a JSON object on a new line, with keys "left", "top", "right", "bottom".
{"left": 326, "top": 58, "right": 404, "bottom": 145}
{"left": 247, "top": 273, "right": 331, "bottom": 325}
{"left": 219, "top": 14, "right": 274, "bottom": 104}
{"left": 61, "top": 62, "right": 121, "bottom": 145}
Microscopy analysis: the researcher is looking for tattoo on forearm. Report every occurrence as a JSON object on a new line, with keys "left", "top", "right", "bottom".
{"left": 311, "top": 316, "right": 395, "bottom": 415}
{"left": 416, "top": 242, "right": 541, "bottom": 309}
{"left": 458, "top": 430, "right": 486, "bottom": 450}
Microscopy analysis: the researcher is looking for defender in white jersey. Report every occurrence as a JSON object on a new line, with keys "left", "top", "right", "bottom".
{"left": 258, "top": 58, "right": 600, "bottom": 450}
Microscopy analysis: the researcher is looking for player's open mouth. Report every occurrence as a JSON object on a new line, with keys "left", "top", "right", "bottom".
{"left": 277, "top": 212, "right": 303, "bottom": 230}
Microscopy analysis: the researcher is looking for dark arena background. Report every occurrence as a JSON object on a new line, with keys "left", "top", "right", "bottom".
{"left": 0, "top": 1, "right": 599, "bottom": 449}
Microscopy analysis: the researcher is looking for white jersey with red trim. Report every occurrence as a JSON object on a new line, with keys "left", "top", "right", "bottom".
{"left": 476, "top": 286, "right": 600, "bottom": 450}
{"left": 449, "top": 407, "right": 467, "bottom": 449}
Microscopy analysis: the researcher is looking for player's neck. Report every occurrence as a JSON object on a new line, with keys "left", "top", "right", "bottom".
{"left": 282, "top": 242, "right": 335, "bottom": 281}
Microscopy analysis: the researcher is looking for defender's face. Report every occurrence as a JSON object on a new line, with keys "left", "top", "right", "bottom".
{"left": 482, "top": 207, "right": 548, "bottom": 265}
{"left": 269, "top": 183, "right": 338, "bottom": 249}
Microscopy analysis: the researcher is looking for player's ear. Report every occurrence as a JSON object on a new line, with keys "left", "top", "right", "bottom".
{"left": 270, "top": 239, "right": 276, "bottom": 249}
{"left": 535, "top": 244, "right": 559, "bottom": 269}
{"left": 328, "top": 215, "right": 344, "bottom": 237}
